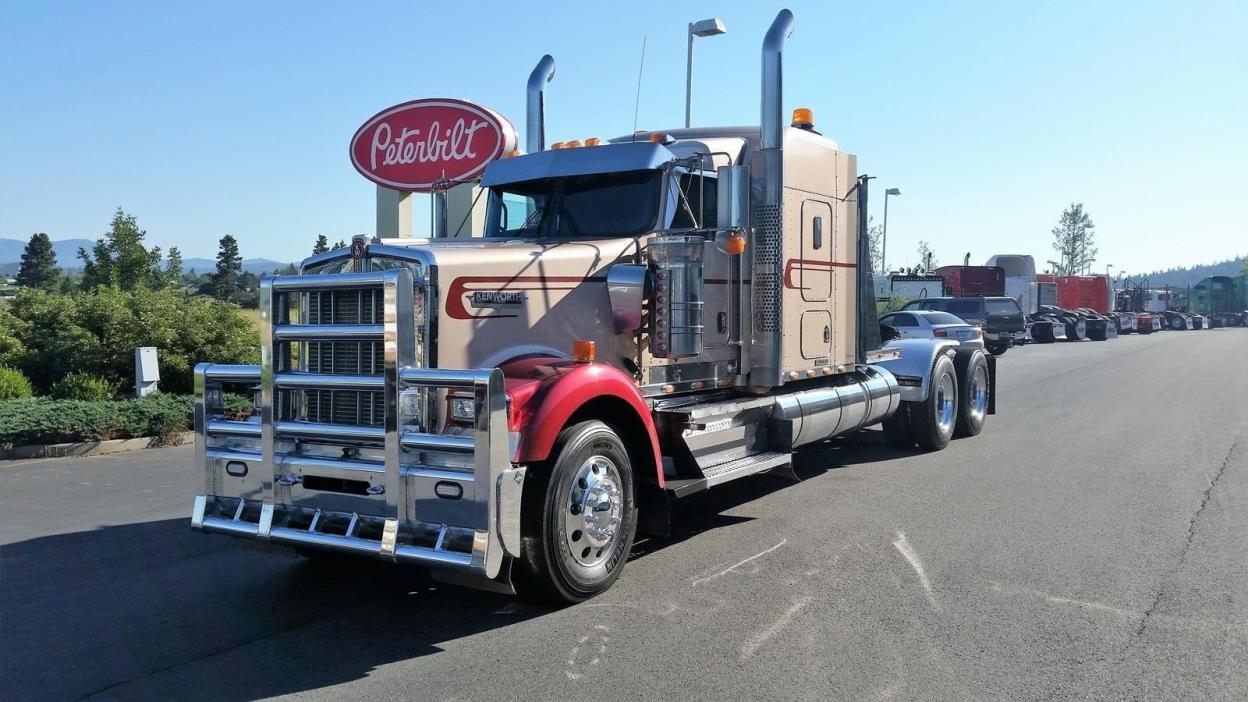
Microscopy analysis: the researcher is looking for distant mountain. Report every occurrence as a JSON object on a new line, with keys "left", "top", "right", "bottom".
{"left": 182, "top": 258, "right": 293, "bottom": 276}
{"left": 1131, "top": 256, "right": 1247, "bottom": 289}
{"left": 0, "top": 238, "right": 292, "bottom": 276}
{"left": 0, "top": 238, "right": 94, "bottom": 271}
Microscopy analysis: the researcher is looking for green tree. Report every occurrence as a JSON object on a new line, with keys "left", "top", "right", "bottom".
{"left": 332, "top": 239, "right": 346, "bottom": 250}
{"left": 164, "top": 246, "right": 183, "bottom": 288}
{"left": 16, "top": 233, "right": 60, "bottom": 290}
{"left": 78, "top": 208, "right": 163, "bottom": 290}
{"left": 211, "top": 235, "right": 242, "bottom": 302}
{"left": 916, "top": 240, "right": 937, "bottom": 272}
{"left": 866, "top": 216, "right": 884, "bottom": 274}
{"left": 5, "top": 286, "right": 258, "bottom": 394}
{"left": 312, "top": 234, "right": 329, "bottom": 255}
{"left": 1051, "top": 203, "right": 1097, "bottom": 275}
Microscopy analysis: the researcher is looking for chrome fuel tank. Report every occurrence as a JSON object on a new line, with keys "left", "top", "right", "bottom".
{"left": 769, "top": 366, "right": 899, "bottom": 450}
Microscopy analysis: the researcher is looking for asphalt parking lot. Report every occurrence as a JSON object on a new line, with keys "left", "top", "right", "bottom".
{"left": 2, "top": 329, "right": 1245, "bottom": 701}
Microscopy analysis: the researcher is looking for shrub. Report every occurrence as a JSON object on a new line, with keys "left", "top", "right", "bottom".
{"left": 0, "top": 395, "right": 198, "bottom": 446}
{"left": 50, "top": 372, "right": 116, "bottom": 401}
{"left": 0, "top": 393, "right": 254, "bottom": 446}
{"left": 6, "top": 287, "right": 259, "bottom": 394}
{"left": 0, "top": 367, "right": 34, "bottom": 400}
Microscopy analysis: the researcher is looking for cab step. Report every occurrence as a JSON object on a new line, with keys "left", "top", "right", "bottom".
{"left": 664, "top": 451, "right": 791, "bottom": 498}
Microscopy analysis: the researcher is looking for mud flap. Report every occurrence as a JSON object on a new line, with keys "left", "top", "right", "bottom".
{"left": 986, "top": 354, "right": 997, "bottom": 415}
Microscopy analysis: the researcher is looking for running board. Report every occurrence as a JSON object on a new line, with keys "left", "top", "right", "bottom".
{"left": 664, "top": 451, "right": 792, "bottom": 498}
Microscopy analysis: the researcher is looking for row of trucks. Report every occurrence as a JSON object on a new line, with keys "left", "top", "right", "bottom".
{"left": 878, "top": 257, "right": 1243, "bottom": 345}
{"left": 188, "top": 10, "right": 1001, "bottom": 602}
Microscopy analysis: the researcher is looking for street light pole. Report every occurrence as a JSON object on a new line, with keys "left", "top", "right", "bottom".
{"left": 685, "top": 18, "right": 727, "bottom": 128}
{"left": 882, "top": 187, "right": 901, "bottom": 273}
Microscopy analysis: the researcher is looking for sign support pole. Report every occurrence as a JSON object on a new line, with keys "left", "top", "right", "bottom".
{"left": 376, "top": 186, "right": 413, "bottom": 239}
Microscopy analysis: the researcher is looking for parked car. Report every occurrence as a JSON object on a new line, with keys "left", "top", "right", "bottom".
{"left": 900, "top": 296, "right": 1024, "bottom": 355}
{"left": 879, "top": 310, "right": 985, "bottom": 351}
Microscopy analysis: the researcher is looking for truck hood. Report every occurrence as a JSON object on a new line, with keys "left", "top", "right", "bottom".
{"left": 407, "top": 237, "right": 644, "bottom": 371}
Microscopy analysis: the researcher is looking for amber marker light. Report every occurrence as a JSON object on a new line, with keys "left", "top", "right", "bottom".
{"left": 572, "top": 339, "right": 596, "bottom": 363}
{"left": 584, "top": 137, "right": 602, "bottom": 146}
{"left": 564, "top": 139, "right": 582, "bottom": 148}
{"left": 791, "top": 107, "right": 814, "bottom": 128}
{"left": 725, "top": 232, "right": 747, "bottom": 255}
{"left": 551, "top": 142, "right": 566, "bottom": 150}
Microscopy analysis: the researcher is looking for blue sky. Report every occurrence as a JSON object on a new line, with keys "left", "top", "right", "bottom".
{"left": 1, "top": 0, "right": 1244, "bottom": 275}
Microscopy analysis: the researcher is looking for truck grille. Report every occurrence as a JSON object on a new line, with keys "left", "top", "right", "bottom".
{"left": 277, "top": 288, "right": 396, "bottom": 428}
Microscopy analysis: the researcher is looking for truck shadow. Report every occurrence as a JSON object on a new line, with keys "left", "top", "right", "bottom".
{"left": 0, "top": 430, "right": 921, "bottom": 701}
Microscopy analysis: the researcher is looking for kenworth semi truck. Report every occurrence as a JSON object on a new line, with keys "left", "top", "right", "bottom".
{"left": 190, "top": 10, "right": 996, "bottom": 602}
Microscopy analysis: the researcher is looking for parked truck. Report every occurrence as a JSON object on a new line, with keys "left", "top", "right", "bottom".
{"left": 189, "top": 10, "right": 996, "bottom": 603}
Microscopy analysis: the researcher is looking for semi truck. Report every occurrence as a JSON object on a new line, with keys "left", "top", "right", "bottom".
{"left": 1187, "top": 275, "right": 1247, "bottom": 327}
{"left": 189, "top": 10, "right": 997, "bottom": 602}
{"left": 874, "top": 272, "right": 945, "bottom": 303}
{"left": 932, "top": 265, "right": 1006, "bottom": 298}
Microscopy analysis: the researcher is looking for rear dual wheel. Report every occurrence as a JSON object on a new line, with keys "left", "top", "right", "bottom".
{"left": 514, "top": 420, "right": 637, "bottom": 604}
{"left": 884, "top": 354, "right": 959, "bottom": 451}
{"left": 953, "top": 351, "right": 988, "bottom": 437}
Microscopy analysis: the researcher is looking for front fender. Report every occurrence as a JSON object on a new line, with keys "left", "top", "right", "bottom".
{"left": 872, "top": 338, "right": 959, "bottom": 402}
{"left": 500, "top": 357, "right": 663, "bottom": 486}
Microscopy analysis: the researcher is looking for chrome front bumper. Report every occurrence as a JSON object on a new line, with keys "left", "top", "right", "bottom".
{"left": 191, "top": 269, "right": 523, "bottom": 582}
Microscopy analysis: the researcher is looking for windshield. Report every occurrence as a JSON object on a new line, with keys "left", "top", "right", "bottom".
{"left": 946, "top": 299, "right": 984, "bottom": 316}
{"left": 484, "top": 170, "right": 662, "bottom": 239}
{"left": 986, "top": 298, "right": 1021, "bottom": 314}
{"left": 922, "top": 312, "right": 966, "bottom": 325}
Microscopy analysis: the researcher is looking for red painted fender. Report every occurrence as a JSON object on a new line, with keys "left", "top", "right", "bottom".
{"left": 500, "top": 357, "right": 663, "bottom": 487}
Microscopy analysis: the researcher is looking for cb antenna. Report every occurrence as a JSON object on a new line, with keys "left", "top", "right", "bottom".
{"left": 632, "top": 35, "right": 647, "bottom": 142}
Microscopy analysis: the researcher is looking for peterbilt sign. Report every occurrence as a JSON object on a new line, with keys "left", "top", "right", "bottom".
{"left": 349, "top": 98, "right": 517, "bottom": 192}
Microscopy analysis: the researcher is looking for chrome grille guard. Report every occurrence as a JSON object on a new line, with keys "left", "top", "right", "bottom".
{"left": 191, "top": 269, "right": 522, "bottom": 580}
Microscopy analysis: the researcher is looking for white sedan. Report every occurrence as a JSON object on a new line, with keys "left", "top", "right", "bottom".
{"left": 880, "top": 310, "right": 985, "bottom": 351}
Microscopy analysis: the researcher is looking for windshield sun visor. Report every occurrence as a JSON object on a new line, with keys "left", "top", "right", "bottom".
{"left": 481, "top": 142, "right": 677, "bottom": 187}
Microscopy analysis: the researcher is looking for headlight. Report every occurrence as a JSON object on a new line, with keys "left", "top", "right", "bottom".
{"left": 413, "top": 285, "right": 426, "bottom": 367}
{"left": 399, "top": 387, "right": 427, "bottom": 429}
{"left": 448, "top": 394, "right": 476, "bottom": 424}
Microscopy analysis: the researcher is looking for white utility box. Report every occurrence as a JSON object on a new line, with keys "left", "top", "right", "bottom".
{"left": 135, "top": 347, "right": 160, "bottom": 397}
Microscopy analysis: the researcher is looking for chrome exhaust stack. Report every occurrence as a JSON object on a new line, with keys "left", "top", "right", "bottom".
{"left": 770, "top": 366, "right": 900, "bottom": 450}
{"left": 751, "top": 9, "right": 794, "bottom": 388}
{"left": 526, "top": 55, "right": 556, "bottom": 154}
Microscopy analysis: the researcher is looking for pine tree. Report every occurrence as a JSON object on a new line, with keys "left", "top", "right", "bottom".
{"left": 78, "top": 208, "right": 163, "bottom": 290}
{"left": 16, "top": 233, "right": 60, "bottom": 290}
{"left": 211, "top": 235, "right": 243, "bottom": 302}
{"left": 165, "top": 247, "right": 184, "bottom": 288}
{"left": 332, "top": 239, "right": 346, "bottom": 250}
{"left": 1051, "top": 203, "right": 1097, "bottom": 275}
{"left": 312, "top": 234, "right": 329, "bottom": 255}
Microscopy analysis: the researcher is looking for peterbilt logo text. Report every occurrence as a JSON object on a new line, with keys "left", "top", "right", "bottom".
{"left": 349, "top": 98, "right": 517, "bottom": 193}
{"left": 469, "top": 291, "right": 527, "bottom": 308}
{"left": 369, "top": 119, "right": 490, "bottom": 170}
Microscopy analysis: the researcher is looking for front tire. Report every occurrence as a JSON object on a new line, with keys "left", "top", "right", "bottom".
{"left": 514, "top": 420, "right": 637, "bottom": 604}
{"left": 910, "top": 354, "right": 958, "bottom": 451}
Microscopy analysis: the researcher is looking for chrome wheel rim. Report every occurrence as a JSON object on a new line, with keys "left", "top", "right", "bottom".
{"left": 935, "top": 372, "right": 956, "bottom": 435}
{"left": 561, "top": 455, "right": 623, "bottom": 568}
{"left": 970, "top": 365, "right": 988, "bottom": 423}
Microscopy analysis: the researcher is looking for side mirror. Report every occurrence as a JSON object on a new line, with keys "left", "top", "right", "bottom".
{"left": 716, "top": 165, "right": 750, "bottom": 231}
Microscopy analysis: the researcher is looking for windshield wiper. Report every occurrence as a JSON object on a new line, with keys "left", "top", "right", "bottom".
{"left": 555, "top": 200, "right": 585, "bottom": 237}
